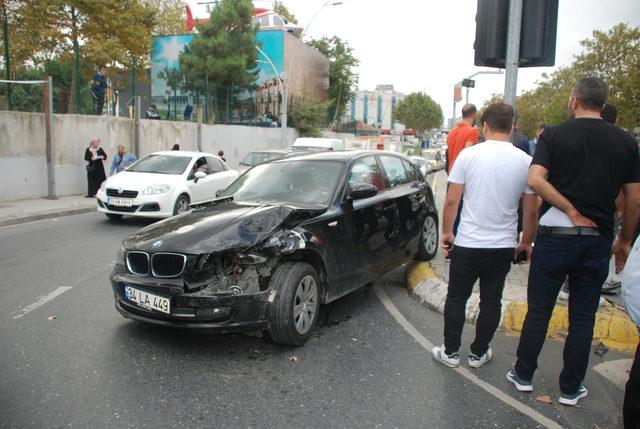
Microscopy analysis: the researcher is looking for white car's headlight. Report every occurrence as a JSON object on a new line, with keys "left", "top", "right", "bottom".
{"left": 100, "top": 181, "right": 107, "bottom": 192}
{"left": 142, "top": 184, "right": 171, "bottom": 195}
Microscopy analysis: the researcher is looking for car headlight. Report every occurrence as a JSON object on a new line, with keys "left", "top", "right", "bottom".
{"left": 100, "top": 181, "right": 107, "bottom": 192}
{"left": 142, "top": 184, "right": 171, "bottom": 195}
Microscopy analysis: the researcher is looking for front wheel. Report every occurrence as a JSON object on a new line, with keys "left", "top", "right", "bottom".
{"left": 417, "top": 212, "right": 438, "bottom": 261}
{"left": 172, "top": 194, "right": 190, "bottom": 216}
{"left": 267, "top": 262, "right": 320, "bottom": 346}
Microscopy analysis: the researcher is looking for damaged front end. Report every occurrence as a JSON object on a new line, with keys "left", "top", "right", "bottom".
{"left": 111, "top": 224, "right": 309, "bottom": 333}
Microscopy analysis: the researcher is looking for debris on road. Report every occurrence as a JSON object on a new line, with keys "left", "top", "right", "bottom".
{"left": 288, "top": 356, "right": 299, "bottom": 363}
{"left": 535, "top": 395, "right": 553, "bottom": 405}
{"left": 47, "top": 315, "right": 57, "bottom": 320}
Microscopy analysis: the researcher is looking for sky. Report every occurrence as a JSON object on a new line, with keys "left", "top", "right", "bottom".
{"left": 187, "top": 0, "right": 640, "bottom": 120}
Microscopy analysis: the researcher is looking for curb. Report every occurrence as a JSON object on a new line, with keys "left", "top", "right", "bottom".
{"left": 407, "top": 261, "right": 639, "bottom": 353}
{"left": 0, "top": 207, "right": 96, "bottom": 228}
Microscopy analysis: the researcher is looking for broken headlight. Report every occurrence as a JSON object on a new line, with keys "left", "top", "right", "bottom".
{"left": 264, "top": 230, "right": 306, "bottom": 254}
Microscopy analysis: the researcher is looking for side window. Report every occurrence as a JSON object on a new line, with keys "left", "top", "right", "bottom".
{"left": 206, "top": 157, "right": 225, "bottom": 174}
{"left": 401, "top": 159, "right": 418, "bottom": 182}
{"left": 347, "top": 156, "right": 385, "bottom": 192}
{"left": 380, "top": 156, "right": 411, "bottom": 188}
{"left": 194, "top": 157, "right": 209, "bottom": 173}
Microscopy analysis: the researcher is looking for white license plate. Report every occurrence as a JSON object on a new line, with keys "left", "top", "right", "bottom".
{"left": 107, "top": 197, "right": 133, "bottom": 207}
{"left": 124, "top": 285, "right": 170, "bottom": 314}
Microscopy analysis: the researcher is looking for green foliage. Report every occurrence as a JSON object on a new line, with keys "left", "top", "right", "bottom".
{"left": 290, "top": 98, "right": 327, "bottom": 137}
{"left": 511, "top": 23, "right": 640, "bottom": 135}
{"left": 146, "top": 0, "right": 186, "bottom": 35}
{"left": 308, "top": 36, "right": 359, "bottom": 123}
{"left": 272, "top": 1, "right": 298, "bottom": 24}
{"left": 393, "top": 92, "right": 443, "bottom": 137}
{"left": 179, "top": 0, "right": 258, "bottom": 88}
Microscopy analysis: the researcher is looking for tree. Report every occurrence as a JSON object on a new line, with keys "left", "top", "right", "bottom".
{"left": 393, "top": 92, "right": 443, "bottom": 137}
{"left": 308, "top": 36, "right": 358, "bottom": 123}
{"left": 147, "top": 0, "right": 186, "bottom": 35}
{"left": 272, "top": 1, "right": 298, "bottom": 24}
{"left": 290, "top": 98, "right": 327, "bottom": 137}
{"left": 179, "top": 0, "right": 257, "bottom": 121}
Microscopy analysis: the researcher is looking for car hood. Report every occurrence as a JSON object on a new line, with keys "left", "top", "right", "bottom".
{"left": 104, "top": 171, "right": 183, "bottom": 191}
{"left": 124, "top": 202, "right": 322, "bottom": 254}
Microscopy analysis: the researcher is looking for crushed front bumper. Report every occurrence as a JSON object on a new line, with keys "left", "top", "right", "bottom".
{"left": 111, "top": 273, "right": 271, "bottom": 333}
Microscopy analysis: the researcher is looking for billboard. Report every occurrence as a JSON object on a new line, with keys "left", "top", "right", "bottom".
{"left": 150, "top": 31, "right": 285, "bottom": 115}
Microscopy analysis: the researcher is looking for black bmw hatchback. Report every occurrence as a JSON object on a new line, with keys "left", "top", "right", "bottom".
{"left": 110, "top": 151, "right": 439, "bottom": 345}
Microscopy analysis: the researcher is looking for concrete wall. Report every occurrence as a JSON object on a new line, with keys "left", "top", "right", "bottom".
{"left": 0, "top": 111, "right": 301, "bottom": 202}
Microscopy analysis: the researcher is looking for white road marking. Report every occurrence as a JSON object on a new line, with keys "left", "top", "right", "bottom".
{"left": 374, "top": 285, "right": 563, "bottom": 429}
{"left": 12, "top": 260, "right": 115, "bottom": 320}
{"left": 13, "top": 286, "right": 73, "bottom": 319}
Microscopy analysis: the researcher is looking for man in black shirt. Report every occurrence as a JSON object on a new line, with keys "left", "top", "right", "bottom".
{"left": 507, "top": 77, "right": 640, "bottom": 406}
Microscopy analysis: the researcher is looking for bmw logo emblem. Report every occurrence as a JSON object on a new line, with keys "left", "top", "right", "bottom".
{"left": 117, "top": 187, "right": 124, "bottom": 194}
{"left": 152, "top": 240, "right": 163, "bottom": 248}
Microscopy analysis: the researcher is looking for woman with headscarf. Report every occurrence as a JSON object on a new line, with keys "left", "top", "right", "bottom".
{"left": 84, "top": 138, "right": 107, "bottom": 197}
{"left": 110, "top": 145, "right": 137, "bottom": 175}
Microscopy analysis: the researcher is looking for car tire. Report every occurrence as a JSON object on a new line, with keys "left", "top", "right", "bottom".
{"left": 173, "top": 194, "right": 190, "bottom": 216}
{"left": 417, "top": 212, "right": 438, "bottom": 261}
{"left": 267, "top": 262, "right": 320, "bottom": 346}
{"left": 105, "top": 213, "right": 123, "bottom": 221}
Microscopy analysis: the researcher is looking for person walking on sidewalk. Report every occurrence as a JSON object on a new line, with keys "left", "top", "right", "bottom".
{"left": 432, "top": 102, "right": 537, "bottom": 369}
{"left": 84, "top": 138, "right": 107, "bottom": 197}
{"left": 507, "top": 77, "right": 640, "bottom": 407}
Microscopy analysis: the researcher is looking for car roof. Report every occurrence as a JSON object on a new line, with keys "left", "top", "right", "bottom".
{"left": 248, "top": 149, "right": 287, "bottom": 153}
{"left": 272, "top": 150, "right": 410, "bottom": 162}
{"left": 149, "top": 151, "right": 217, "bottom": 158}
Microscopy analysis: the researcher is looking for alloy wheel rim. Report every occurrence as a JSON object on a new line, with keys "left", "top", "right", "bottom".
{"left": 423, "top": 216, "right": 437, "bottom": 254}
{"left": 293, "top": 275, "right": 318, "bottom": 335}
{"left": 176, "top": 198, "right": 189, "bottom": 214}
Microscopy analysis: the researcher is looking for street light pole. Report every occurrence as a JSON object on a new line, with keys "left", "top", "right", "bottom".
{"left": 1, "top": 2, "right": 12, "bottom": 110}
{"left": 462, "top": 70, "right": 504, "bottom": 105}
{"left": 504, "top": 0, "right": 523, "bottom": 106}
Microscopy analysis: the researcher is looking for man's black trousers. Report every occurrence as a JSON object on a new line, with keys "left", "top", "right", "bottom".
{"left": 444, "top": 246, "right": 514, "bottom": 356}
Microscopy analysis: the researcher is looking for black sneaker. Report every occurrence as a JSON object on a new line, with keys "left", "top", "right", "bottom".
{"left": 506, "top": 370, "right": 533, "bottom": 392}
{"left": 559, "top": 386, "right": 588, "bottom": 406}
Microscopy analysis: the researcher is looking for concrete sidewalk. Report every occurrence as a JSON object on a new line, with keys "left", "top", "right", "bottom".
{"left": 0, "top": 195, "right": 96, "bottom": 228}
{"left": 408, "top": 171, "right": 638, "bottom": 353}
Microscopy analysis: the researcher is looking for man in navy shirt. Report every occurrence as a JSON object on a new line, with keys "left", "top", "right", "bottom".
{"left": 92, "top": 65, "right": 107, "bottom": 115}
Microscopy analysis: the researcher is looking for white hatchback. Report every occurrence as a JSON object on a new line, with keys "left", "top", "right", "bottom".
{"left": 96, "top": 151, "right": 239, "bottom": 220}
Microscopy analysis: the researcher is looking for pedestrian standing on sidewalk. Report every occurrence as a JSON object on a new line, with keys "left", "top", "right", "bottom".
{"left": 622, "top": 234, "right": 640, "bottom": 428}
{"left": 432, "top": 102, "right": 537, "bottom": 369}
{"left": 110, "top": 145, "right": 137, "bottom": 175}
{"left": 507, "top": 77, "right": 640, "bottom": 407}
{"left": 84, "top": 138, "right": 107, "bottom": 197}
{"left": 91, "top": 65, "right": 107, "bottom": 115}
{"left": 445, "top": 104, "right": 479, "bottom": 239}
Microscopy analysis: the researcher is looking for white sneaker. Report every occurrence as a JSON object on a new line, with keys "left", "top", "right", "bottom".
{"left": 559, "top": 386, "right": 588, "bottom": 406}
{"left": 432, "top": 345, "right": 460, "bottom": 368}
{"left": 506, "top": 370, "right": 534, "bottom": 392}
{"left": 468, "top": 347, "right": 493, "bottom": 368}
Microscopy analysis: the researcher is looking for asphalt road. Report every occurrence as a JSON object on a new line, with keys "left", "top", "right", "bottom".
{"left": 0, "top": 210, "right": 628, "bottom": 428}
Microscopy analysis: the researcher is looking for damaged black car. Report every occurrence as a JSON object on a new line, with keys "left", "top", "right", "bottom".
{"left": 110, "top": 151, "right": 439, "bottom": 345}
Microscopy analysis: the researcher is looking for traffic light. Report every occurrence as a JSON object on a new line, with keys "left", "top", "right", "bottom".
{"left": 474, "top": 0, "right": 559, "bottom": 68}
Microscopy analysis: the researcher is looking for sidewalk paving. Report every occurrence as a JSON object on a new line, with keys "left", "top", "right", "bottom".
{"left": 408, "top": 170, "right": 638, "bottom": 353}
{"left": 0, "top": 195, "right": 96, "bottom": 228}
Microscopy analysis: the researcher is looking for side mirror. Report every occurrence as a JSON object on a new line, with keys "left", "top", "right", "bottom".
{"left": 194, "top": 171, "right": 206, "bottom": 183}
{"left": 349, "top": 184, "right": 378, "bottom": 200}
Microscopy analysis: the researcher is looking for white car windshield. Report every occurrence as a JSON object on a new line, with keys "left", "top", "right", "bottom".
{"left": 221, "top": 160, "right": 344, "bottom": 208}
{"left": 128, "top": 155, "right": 192, "bottom": 175}
{"left": 242, "top": 152, "right": 284, "bottom": 166}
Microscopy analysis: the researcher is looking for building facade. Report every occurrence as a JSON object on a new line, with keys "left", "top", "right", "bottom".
{"left": 343, "top": 85, "right": 406, "bottom": 130}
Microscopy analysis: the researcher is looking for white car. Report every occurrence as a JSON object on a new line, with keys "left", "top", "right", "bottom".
{"left": 410, "top": 156, "right": 432, "bottom": 177}
{"left": 96, "top": 151, "right": 239, "bottom": 220}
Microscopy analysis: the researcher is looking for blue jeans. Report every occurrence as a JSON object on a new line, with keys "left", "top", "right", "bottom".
{"left": 514, "top": 233, "right": 611, "bottom": 394}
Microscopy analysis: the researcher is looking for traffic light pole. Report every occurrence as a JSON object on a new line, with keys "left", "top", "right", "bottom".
{"left": 504, "top": 0, "right": 522, "bottom": 107}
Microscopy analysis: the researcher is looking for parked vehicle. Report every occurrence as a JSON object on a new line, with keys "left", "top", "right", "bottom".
{"left": 291, "top": 137, "right": 345, "bottom": 152}
{"left": 410, "top": 156, "right": 432, "bottom": 177}
{"left": 238, "top": 149, "right": 287, "bottom": 174}
{"left": 424, "top": 149, "right": 445, "bottom": 172}
{"left": 96, "top": 151, "right": 238, "bottom": 220}
{"left": 110, "top": 151, "right": 439, "bottom": 345}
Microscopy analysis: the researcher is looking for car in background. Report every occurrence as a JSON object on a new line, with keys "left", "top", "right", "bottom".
{"left": 96, "top": 151, "right": 238, "bottom": 220}
{"left": 424, "top": 149, "right": 445, "bottom": 172}
{"left": 238, "top": 149, "right": 287, "bottom": 174}
{"left": 291, "top": 137, "right": 345, "bottom": 152}
{"left": 110, "top": 151, "right": 439, "bottom": 345}
{"left": 410, "top": 156, "right": 432, "bottom": 177}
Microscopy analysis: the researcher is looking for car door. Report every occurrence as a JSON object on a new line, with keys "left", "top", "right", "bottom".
{"left": 399, "top": 158, "right": 429, "bottom": 258}
{"left": 187, "top": 157, "right": 210, "bottom": 203}
{"left": 338, "top": 155, "right": 396, "bottom": 285}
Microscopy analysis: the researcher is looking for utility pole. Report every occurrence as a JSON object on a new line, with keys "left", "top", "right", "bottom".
{"left": 131, "top": 57, "right": 135, "bottom": 117}
{"left": 44, "top": 76, "right": 56, "bottom": 199}
{"left": 2, "top": 1, "right": 12, "bottom": 110}
{"left": 504, "top": 0, "right": 522, "bottom": 106}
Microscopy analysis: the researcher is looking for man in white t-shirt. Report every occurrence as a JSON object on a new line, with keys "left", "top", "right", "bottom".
{"left": 432, "top": 102, "right": 538, "bottom": 369}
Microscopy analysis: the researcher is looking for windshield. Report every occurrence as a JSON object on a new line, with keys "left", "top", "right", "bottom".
{"left": 412, "top": 158, "right": 427, "bottom": 167}
{"left": 221, "top": 160, "right": 344, "bottom": 208}
{"left": 242, "top": 151, "right": 283, "bottom": 166}
{"left": 424, "top": 152, "right": 438, "bottom": 161}
{"left": 127, "top": 154, "right": 192, "bottom": 175}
